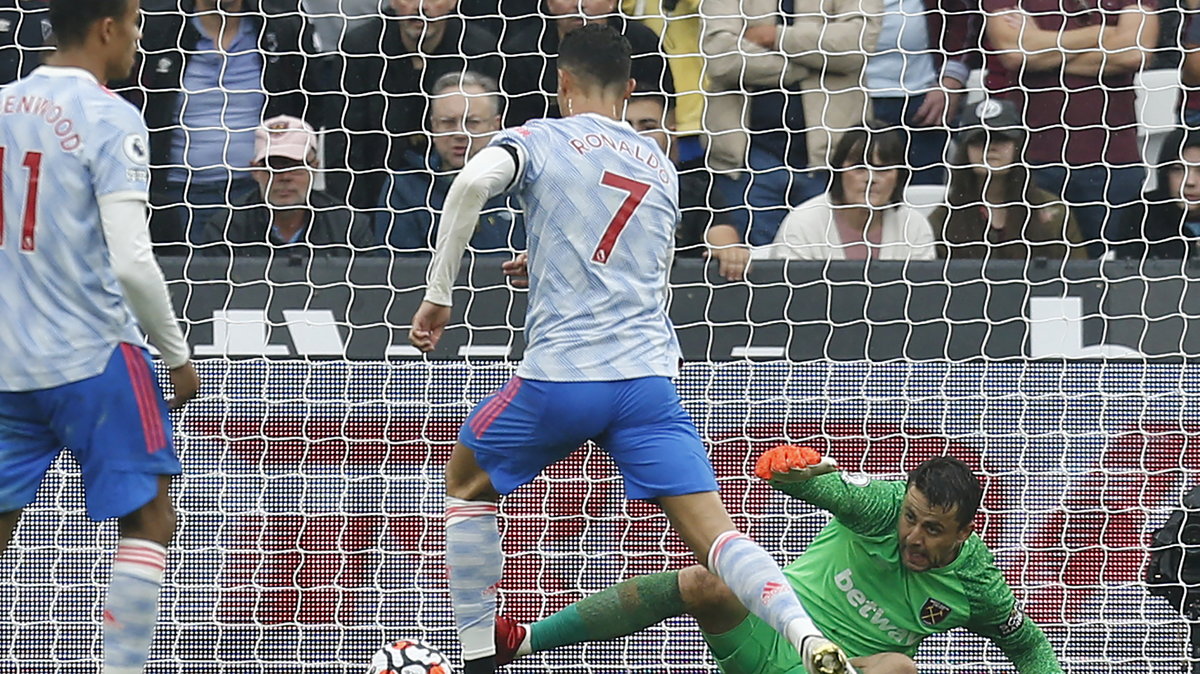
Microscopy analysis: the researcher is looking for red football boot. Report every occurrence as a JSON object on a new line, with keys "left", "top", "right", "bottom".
{"left": 494, "top": 615, "right": 527, "bottom": 666}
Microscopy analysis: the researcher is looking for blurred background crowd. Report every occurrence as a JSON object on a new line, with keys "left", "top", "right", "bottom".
{"left": 2, "top": 0, "right": 1196, "bottom": 275}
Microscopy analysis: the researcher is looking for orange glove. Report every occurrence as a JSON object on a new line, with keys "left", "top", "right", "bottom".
{"left": 754, "top": 445, "right": 837, "bottom": 482}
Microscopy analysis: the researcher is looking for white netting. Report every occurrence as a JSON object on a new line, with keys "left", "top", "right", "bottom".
{"left": 3, "top": 1, "right": 1200, "bottom": 673}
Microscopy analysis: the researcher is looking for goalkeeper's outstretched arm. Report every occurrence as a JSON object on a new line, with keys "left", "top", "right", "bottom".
{"left": 755, "top": 445, "right": 903, "bottom": 537}
{"left": 971, "top": 611, "right": 1064, "bottom": 674}
{"left": 995, "top": 617, "right": 1064, "bottom": 674}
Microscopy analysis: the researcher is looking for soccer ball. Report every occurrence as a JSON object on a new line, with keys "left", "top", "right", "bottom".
{"left": 367, "top": 639, "right": 453, "bottom": 674}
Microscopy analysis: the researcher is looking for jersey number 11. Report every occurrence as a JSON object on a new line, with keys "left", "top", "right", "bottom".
{"left": 0, "top": 147, "right": 43, "bottom": 252}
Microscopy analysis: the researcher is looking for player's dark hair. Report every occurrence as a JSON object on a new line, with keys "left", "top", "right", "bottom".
{"left": 559, "top": 23, "right": 632, "bottom": 92}
{"left": 907, "top": 456, "right": 982, "bottom": 529}
{"left": 49, "top": 0, "right": 131, "bottom": 48}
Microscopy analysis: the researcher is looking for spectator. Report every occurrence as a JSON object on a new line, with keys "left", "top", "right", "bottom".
{"left": 766, "top": 128, "right": 937, "bottom": 260}
{"left": 622, "top": 0, "right": 706, "bottom": 163}
{"left": 625, "top": 88, "right": 749, "bottom": 280}
{"left": 982, "top": 0, "right": 1159, "bottom": 258}
{"left": 0, "top": 0, "right": 50, "bottom": 86}
{"left": 1148, "top": 0, "right": 1188, "bottom": 70}
{"left": 377, "top": 71, "right": 524, "bottom": 252}
{"left": 500, "top": 0, "right": 673, "bottom": 125}
{"left": 461, "top": 0, "right": 541, "bottom": 39}
{"left": 865, "top": 0, "right": 980, "bottom": 184}
{"left": 204, "top": 115, "right": 374, "bottom": 257}
{"left": 932, "top": 99, "right": 1085, "bottom": 262}
{"left": 1121, "top": 128, "right": 1200, "bottom": 260}
{"left": 128, "top": 0, "right": 322, "bottom": 248}
{"left": 329, "top": 0, "right": 501, "bottom": 210}
{"left": 700, "top": 0, "right": 884, "bottom": 246}
{"left": 301, "top": 0, "right": 376, "bottom": 53}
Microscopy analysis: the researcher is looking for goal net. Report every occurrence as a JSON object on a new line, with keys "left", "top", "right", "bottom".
{"left": 1, "top": 1, "right": 1198, "bottom": 673}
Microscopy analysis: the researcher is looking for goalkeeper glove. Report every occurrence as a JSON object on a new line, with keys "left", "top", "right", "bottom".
{"left": 754, "top": 445, "right": 839, "bottom": 483}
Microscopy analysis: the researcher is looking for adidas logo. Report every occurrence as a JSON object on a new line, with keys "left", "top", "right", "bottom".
{"left": 761, "top": 581, "right": 788, "bottom": 605}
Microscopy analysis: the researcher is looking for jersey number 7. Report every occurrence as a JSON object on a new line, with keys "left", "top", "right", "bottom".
{"left": 0, "top": 147, "right": 44, "bottom": 252}
{"left": 592, "top": 171, "right": 651, "bottom": 264}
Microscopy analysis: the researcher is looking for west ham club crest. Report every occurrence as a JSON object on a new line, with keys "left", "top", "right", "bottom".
{"left": 920, "top": 597, "right": 952, "bottom": 626}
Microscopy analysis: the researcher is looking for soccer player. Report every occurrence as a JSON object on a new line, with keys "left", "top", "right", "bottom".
{"left": 0, "top": 2, "right": 198, "bottom": 673}
{"left": 494, "top": 451, "right": 1065, "bottom": 673}
{"left": 407, "top": 23, "right": 852, "bottom": 674}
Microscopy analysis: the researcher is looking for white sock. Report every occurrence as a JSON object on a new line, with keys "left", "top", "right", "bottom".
{"left": 445, "top": 497, "right": 502, "bottom": 660}
{"left": 707, "top": 531, "right": 820, "bottom": 654}
{"left": 103, "top": 538, "right": 167, "bottom": 674}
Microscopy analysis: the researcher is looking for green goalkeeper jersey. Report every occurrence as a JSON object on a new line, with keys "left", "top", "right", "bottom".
{"left": 775, "top": 472, "right": 1063, "bottom": 673}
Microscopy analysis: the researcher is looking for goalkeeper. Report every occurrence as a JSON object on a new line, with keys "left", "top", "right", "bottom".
{"left": 493, "top": 451, "right": 1063, "bottom": 673}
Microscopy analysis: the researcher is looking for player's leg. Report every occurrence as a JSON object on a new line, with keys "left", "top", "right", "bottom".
{"left": 659, "top": 492, "right": 850, "bottom": 673}
{"left": 847, "top": 654, "right": 917, "bottom": 674}
{"left": 52, "top": 344, "right": 183, "bottom": 674}
{"left": 497, "top": 570, "right": 690, "bottom": 662}
{"left": 603, "top": 377, "right": 851, "bottom": 674}
{"left": 448, "top": 376, "right": 604, "bottom": 674}
{"left": 498, "top": 564, "right": 741, "bottom": 662}
{"left": 102, "top": 478, "right": 175, "bottom": 674}
{"left": 0, "top": 510, "right": 22, "bottom": 553}
{"left": 444, "top": 440, "right": 503, "bottom": 674}
{"left": 501, "top": 565, "right": 845, "bottom": 674}
{"left": 100, "top": 475, "right": 177, "bottom": 674}
{"left": 692, "top": 568, "right": 896, "bottom": 674}
{"left": 702, "top": 600, "right": 812, "bottom": 674}
{"left": 117, "top": 475, "right": 176, "bottom": 544}
{"left": 677, "top": 564, "right": 749, "bottom": 633}
{"left": 0, "top": 389, "right": 67, "bottom": 554}
{"left": 446, "top": 439, "right": 501, "bottom": 502}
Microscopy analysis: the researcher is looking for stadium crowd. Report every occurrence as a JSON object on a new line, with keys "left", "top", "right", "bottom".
{"left": 0, "top": 0, "right": 1196, "bottom": 266}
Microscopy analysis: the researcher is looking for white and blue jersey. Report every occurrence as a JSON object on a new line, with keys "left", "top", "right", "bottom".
{"left": 0, "top": 66, "right": 149, "bottom": 392}
{"left": 457, "top": 114, "right": 717, "bottom": 501}
{"left": 490, "top": 113, "right": 682, "bottom": 382}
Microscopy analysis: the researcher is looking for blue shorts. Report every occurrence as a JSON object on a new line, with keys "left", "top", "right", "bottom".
{"left": 0, "top": 343, "right": 181, "bottom": 521}
{"left": 458, "top": 376, "right": 718, "bottom": 500}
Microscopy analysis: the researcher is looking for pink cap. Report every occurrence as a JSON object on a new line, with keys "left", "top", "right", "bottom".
{"left": 254, "top": 115, "right": 317, "bottom": 164}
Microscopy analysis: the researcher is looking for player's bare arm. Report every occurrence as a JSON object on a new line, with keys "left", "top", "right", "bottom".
{"left": 168, "top": 362, "right": 200, "bottom": 410}
{"left": 409, "top": 302, "right": 453, "bottom": 352}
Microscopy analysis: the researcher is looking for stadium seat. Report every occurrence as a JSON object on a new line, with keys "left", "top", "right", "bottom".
{"left": 1134, "top": 69, "right": 1182, "bottom": 192}
{"left": 903, "top": 182, "right": 949, "bottom": 221}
